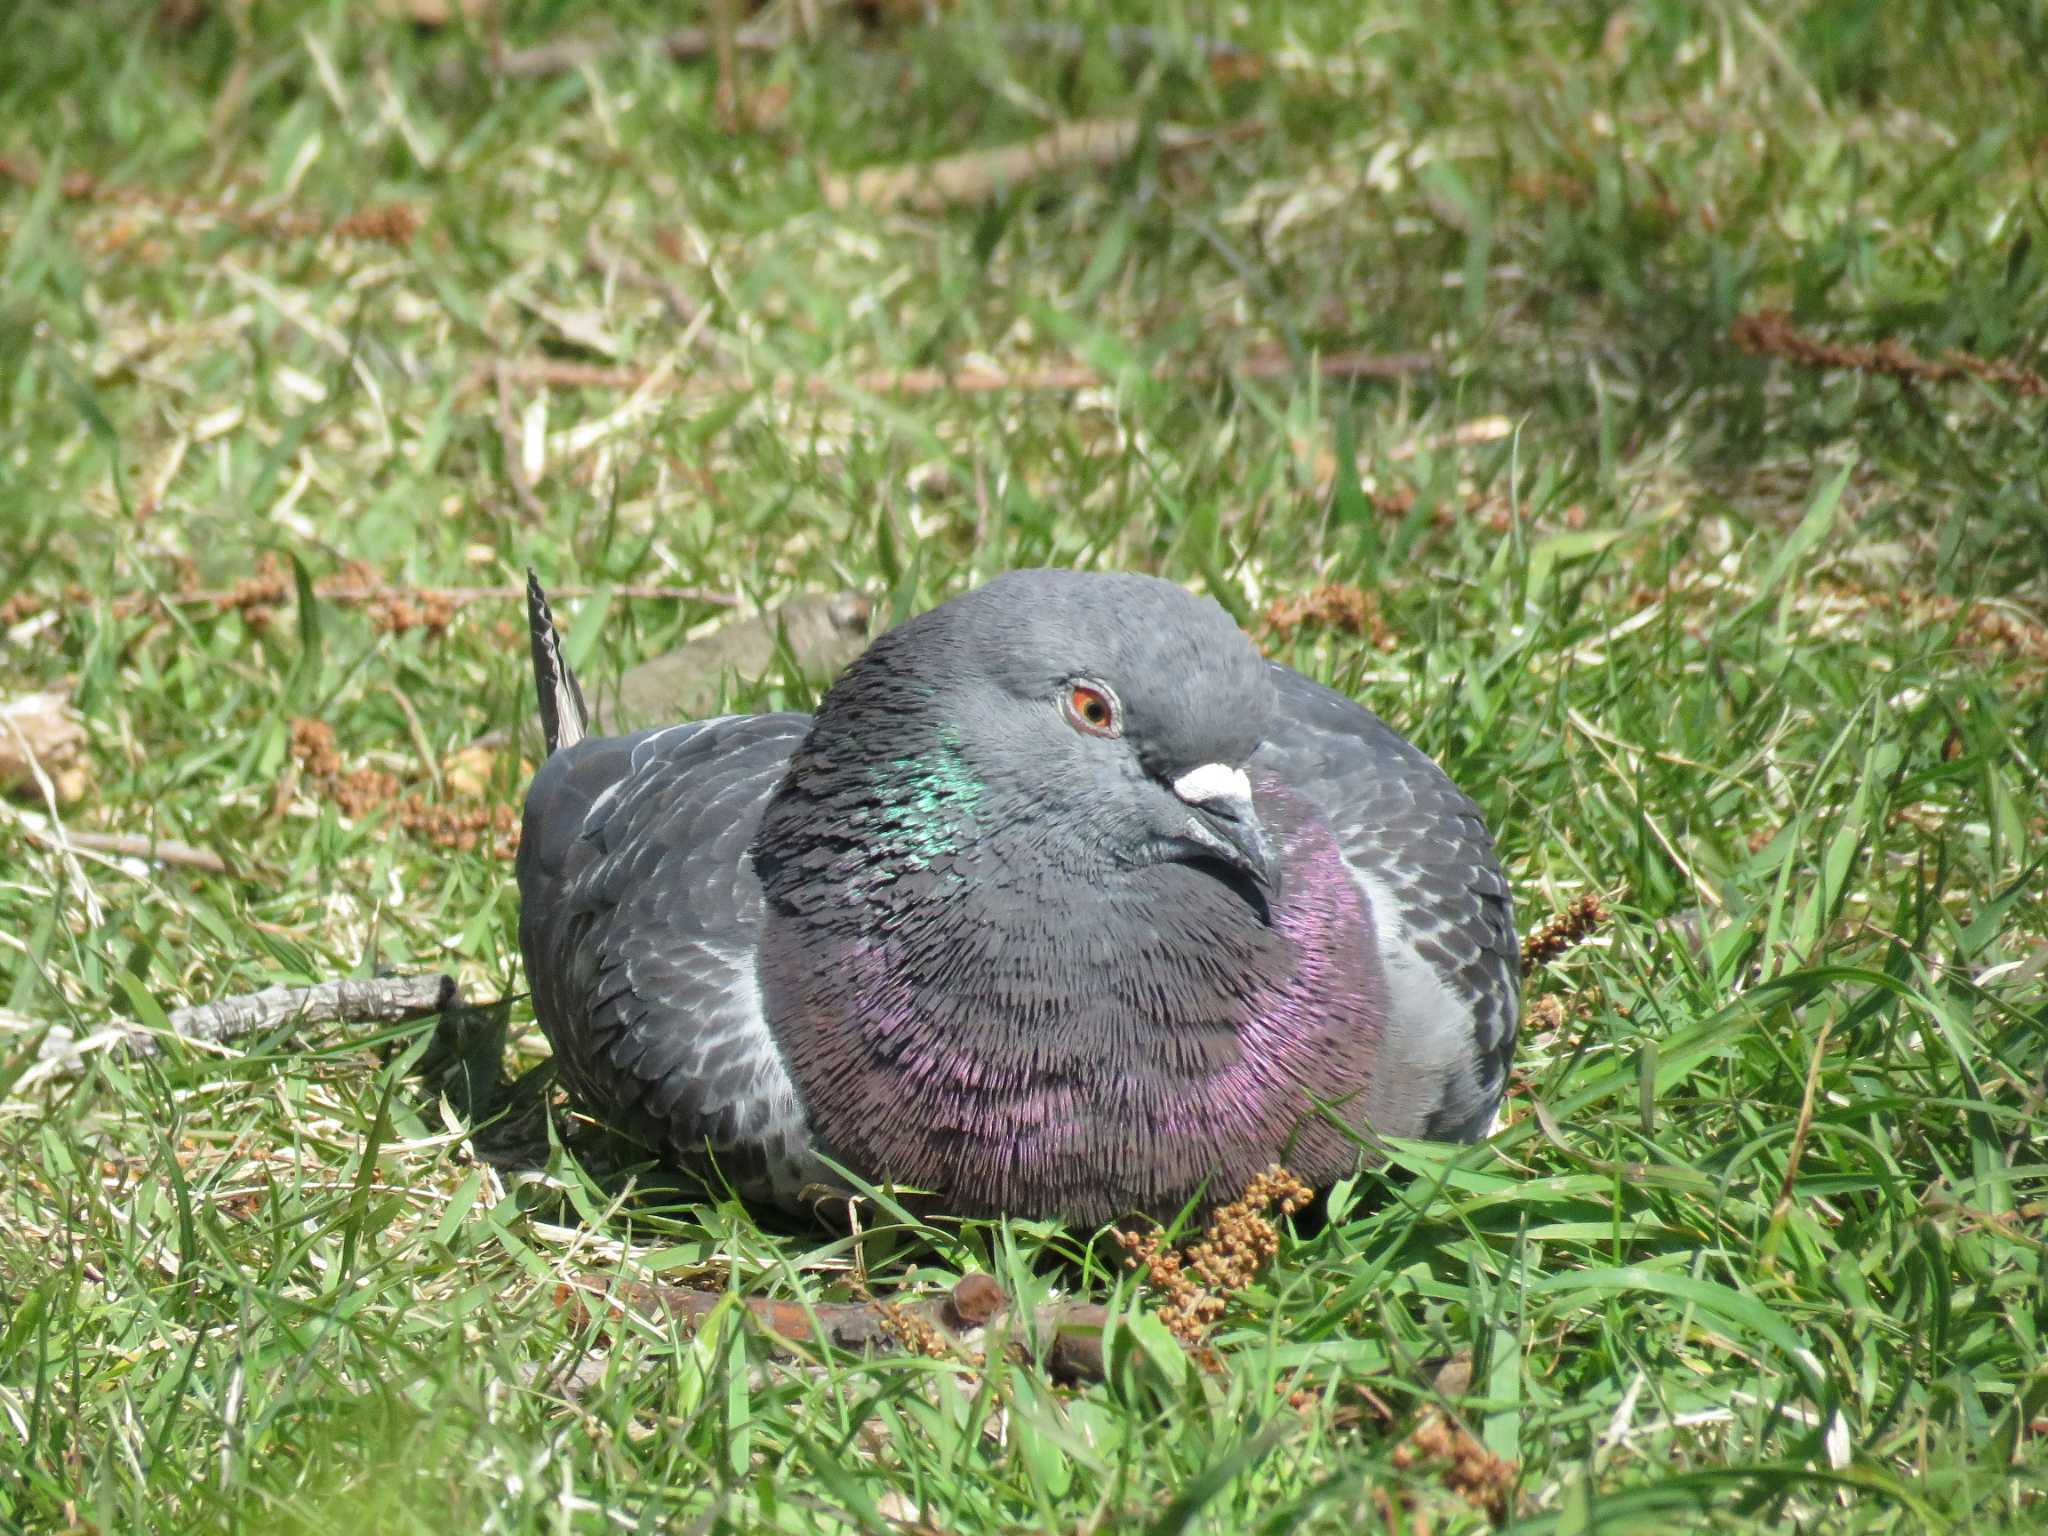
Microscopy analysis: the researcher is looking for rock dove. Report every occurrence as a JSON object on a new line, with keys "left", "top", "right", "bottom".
{"left": 517, "top": 569, "right": 1517, "bottom": 1224}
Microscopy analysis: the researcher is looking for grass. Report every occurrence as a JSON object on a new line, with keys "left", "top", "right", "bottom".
{"left": 2, "top": 0, "right": 2045, "bottom": 1529}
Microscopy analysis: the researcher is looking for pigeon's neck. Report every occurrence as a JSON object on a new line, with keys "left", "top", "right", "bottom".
{"left": 754, "top": 776, "right": 1386, "bottom": 1222}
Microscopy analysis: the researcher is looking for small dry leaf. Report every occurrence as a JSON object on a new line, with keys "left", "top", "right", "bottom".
{"left": 442, "top": 745, "right": 500, "bottom": 799}
{"left": 519, "top": 299, "right": 623, "bottom": 360}
{"left": 0, "top": 690, "right": 89, "bottom": 801}
{"left": 743, "top": 80, "right": 792, "bottom": 132}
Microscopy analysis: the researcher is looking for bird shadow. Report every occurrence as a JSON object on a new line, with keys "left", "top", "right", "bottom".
{"left": 403, "top": 996, "right": 877, "bottom": 1243}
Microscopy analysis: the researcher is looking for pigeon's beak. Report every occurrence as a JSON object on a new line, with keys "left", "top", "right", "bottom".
{"left": 1171, "top": 763, "right": 1282, "bottom": 900}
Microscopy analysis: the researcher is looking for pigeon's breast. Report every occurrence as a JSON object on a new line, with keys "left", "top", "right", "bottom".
{"left": 757, "top": 772, "right": 1388, "bottom": 1221}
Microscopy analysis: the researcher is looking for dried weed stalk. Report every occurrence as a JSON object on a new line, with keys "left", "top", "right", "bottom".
{"left": 290, "top": 718, "right": 519, "bottom": 858}
{"left": 1733, "top": 309, "right": 2048, "bottom": 399}
{"left": 1393, "top": 1410, "right": 1518, "bottom": 1523}
{"left": 32, "top": 556, "right": 729, "bottom": 636}
{"left": 1520, "top": 893, "right": 1608, "bottom": 977}
{"left": 1260, "top": 583, "right": 1396, "bottom": 650}
{"left": 1824, "top": 581, "right": 2048, "bottom": 668}
{"left": 0, "top": 155, "right": 420, "bottom": 247}
{"left": 849, "top": 1280, "right": 954, "bottom": 1361}
{"left": 1115, "top": 1165, "right": 1313, "bottom": 1345}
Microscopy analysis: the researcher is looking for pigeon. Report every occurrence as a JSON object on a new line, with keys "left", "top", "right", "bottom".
{"left": 516, "top": 569, "right": 1517, "bottom": 1224}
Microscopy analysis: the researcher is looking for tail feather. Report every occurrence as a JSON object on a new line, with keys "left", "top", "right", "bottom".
{"left": 527, "top": 569, "right": 589, "bottom": 755}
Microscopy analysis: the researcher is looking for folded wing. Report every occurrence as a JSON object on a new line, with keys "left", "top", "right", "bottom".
{"left": 1253, "top": 663, "right": 1518, "bottom": 1141}
{"left": 516, "top": 714, "right": 822, "bottom": 1200}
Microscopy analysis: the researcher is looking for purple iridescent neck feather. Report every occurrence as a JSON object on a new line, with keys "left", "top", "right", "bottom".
{"left": 756, "top": 767, "right": 1384, "bottom": 1223}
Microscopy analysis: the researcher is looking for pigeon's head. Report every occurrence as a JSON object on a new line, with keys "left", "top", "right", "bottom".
{"left": 807, "top": 569, "right": 1281, "bottom": 901}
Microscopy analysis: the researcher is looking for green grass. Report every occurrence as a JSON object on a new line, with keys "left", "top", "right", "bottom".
{"left": 3, "top": 1, "right": 2046, "bottom": 1530}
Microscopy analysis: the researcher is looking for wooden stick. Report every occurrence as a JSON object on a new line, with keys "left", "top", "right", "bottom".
{"left": 24, "top": 972, "right": 461, "bottom": 1080}
{"left": 138, "top": 581, "right": 741, "bottom": 614}
{"left": 560, "top": 1272, "right": 1113, "bottom": 1383}
{"left": 25, "top": 826, "right": 232, "bottom": 876}
{"left": 820, "top": 119, "right": 1194, "bottom": 213}
{"left": 480, "top": 346, "right": 1433, "bottom": 401}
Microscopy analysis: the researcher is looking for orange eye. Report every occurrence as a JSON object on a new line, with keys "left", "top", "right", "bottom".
{"left": 1065, "top": 683, "right": 1120, "bottom": 737}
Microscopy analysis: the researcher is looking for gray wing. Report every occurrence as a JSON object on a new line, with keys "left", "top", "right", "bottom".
{"left": 516, "top": 713, "right": 824, "bottom": 1201}
{"left": 1253, "top": 663, "right": 1518, "bottom": 1141}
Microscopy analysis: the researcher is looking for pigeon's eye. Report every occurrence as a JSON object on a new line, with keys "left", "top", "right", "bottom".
{"left": 1064, "top": 683, "right": 1121, "bottom": 738}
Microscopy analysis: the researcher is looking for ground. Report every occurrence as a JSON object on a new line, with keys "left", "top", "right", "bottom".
{"left": 1, "top": 2, "right": 2045, "bottom": 1531}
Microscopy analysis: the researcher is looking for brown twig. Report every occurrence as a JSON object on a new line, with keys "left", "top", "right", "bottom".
{"left": 130, "top": 579, "right": 739, "bottom": 618}
{"left": 0, "top": 154, "right": 419, "bottom": 246}
{"left": 477, "top": 345, "right": 1431, "bottom": 402}
{"left": 24, "top": 972, "right": 460, "bottom": 1080}
{"left": 559, "top": 1272, "right": 1114, "bottom": 1383}
{"left": 1732, "top": 309, "right": 2048, "bottom": 399}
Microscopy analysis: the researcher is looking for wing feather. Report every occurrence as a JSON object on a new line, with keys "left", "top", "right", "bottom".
{"left": 516, "top": 713, "right": 823, "bottom": 1200}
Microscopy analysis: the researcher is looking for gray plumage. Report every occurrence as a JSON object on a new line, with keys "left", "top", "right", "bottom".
{"left": 516, "top": 568, "right": 1516, "bottom": 1222}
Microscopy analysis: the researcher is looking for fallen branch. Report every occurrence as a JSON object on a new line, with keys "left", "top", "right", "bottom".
{"left": 22, "top": 972, "right": 461, "bottom": 1082}
{"left": 820, "top": 119, "right": 1245, "bottom": 213}
{"left": 24, "top": 826, "right": 232, "bottom": 876}
{"left": 478, "top": 345, "right": 1432, "bottom": 402}
{"left": 560, "top": 1272, "right": 1113, "bottom": 1383}
{"left": 121, "top": 578, "right": 739, "bottom": 620}
{"left": 1732, "top": 309, "right": 2048, "bottom": 399}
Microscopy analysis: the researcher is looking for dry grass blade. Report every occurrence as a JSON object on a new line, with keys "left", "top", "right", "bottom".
{"left": 1771, "top": 1020, "right": 1834, "bottom": 1214}
{"left": 495, "top": 364, "right": 547, "bottom": 523}
{"left": 820, "top": 119, "right": 1234, "bottom": 213}
{"left": 463, "top": 19, "right": 784, "bottom": 83}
